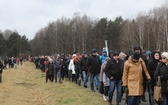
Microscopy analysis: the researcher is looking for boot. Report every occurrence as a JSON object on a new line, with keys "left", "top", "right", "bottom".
{"left": 141, "top": 94, "right": 146, "bottom": 102}
{"left": 78, "top": 77, "right": 81, "bottom": 86}
{"left": 55, "top": 75, "right": 57, "bottom": 83}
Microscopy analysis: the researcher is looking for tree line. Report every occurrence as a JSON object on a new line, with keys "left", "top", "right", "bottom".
{"left": 30, "top": 4, "right": 168, "bottom": 56}
{"left": 0, "top": 29, "right": 31, "bottom": 58}
{"left": 1, "top": 3, "right": 168, "bottom": 57}
{"left": 29, "top": 13, "right": 123, "bottom": 55}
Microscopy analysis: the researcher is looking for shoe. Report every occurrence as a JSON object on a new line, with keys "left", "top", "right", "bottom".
{"left": 141, "top": 96, "right": 146, "bottom": 102}
{"left": 108, "top": 101, "right": 112, "bottom": 105}
{"left": 141, "top": 98, "right": 146, "bottom": 102}
{"left": 106, "top": 96, "right": 108, "bottom": 100}
{"left": 91, "top": 90, "right": 95, "bottom": 92}
{"left": 96, "top": 86, "right": 98, "bottom": 90}
{"left": 121, "top": 96, "right": 125, "bottom": 100}
{"left": 78, "top": 78, "right": 81, "bottom": 86}
{"left": 84, "top": 85, "right": 87, "bottom": 88}
{"left": 95, "top": 85, "right": 98, "bottom": 90}
{"left": 117, "top": 102, "right": 121, "bottom": 105}
{"left": 103, "top": 95, "right": 107, "bottom": 101}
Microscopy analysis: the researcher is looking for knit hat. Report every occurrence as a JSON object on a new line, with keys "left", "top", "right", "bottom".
{"left": 133, "top": 46, "right": 142, "bottom": 51}
{"left": 92, "top": 48, "right": 97, "bottom": 53}
{"left": 72, "top": 54, "right": 76, "bottom": 57}
{"left": 145, "top": 51, "right": 152, "bottom": 56}
{"left": 113, "top": 51, "right": 119, "bottom": 56}
{"left": 131, "top": 52, "right": 140, "bottom": 60}
{"left": 161, "top": 52, "right": 168, "bottom": 59}
{"left": 84, "top": 51, "right": 89, "bottom": 55}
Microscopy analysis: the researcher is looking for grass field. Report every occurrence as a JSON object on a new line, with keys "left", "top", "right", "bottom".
{"left": 0, "top": 61, "right": 108, "bottom": 105}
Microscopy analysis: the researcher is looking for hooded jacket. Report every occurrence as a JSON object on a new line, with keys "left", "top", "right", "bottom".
{"left": 147, "top": 51, "right": 161, "bottom": 89}
{"left": 80, "top": 56, "right": 89, "bottom": 71}
{"left": 147, "top": 51, "right": 161, "bottom": 80}
{"left": 99, "top": 50, "right": 108, "bottom": 64}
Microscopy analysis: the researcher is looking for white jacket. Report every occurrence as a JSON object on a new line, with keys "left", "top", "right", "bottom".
{"left": 68, "top": 59, "right": 76, "bottom": 74}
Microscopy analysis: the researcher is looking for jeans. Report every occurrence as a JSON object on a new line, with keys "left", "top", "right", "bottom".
{"left": 161, "top": 93, "right": 168, "bottom": 105}
{"left": 82, "top": 71, "right": 88, "bottom": 86}
{"left": 148, "top": 87, "right": 155, "bottom": 105}
{"left": 90, "top": 73, "right": 100, "bottom": 91}
{"left": 108, "top": 79, "right": 122, "bottom": 103}
{"left": 127, "top": 96, "right": 140, "bottom": 105}
{"left": 57, "top": 70, "right": 62, "bottom": 82}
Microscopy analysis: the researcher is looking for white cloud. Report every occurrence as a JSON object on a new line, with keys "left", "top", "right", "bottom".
{"left": 0, "top": 0, "right": 165, "bottom": 40}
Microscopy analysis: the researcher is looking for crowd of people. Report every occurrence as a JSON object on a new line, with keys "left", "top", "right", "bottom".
{"left": 0, "top": 57, "right": 23, "bottom": 83}
{"left": 28, "top": 46, "right": 168, "bottom": 105}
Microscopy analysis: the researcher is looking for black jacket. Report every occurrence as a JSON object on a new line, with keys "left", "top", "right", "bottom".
{"left": 104, "top": 58, "right": 124, "bottom": 80}
{"left": 147, "top": 59, "right": 160, "bottom": 78}
{"left": 80, "top": 57, "right": 88, "bottom": 71}
{"left": 87, "top": 55, "right": 101, "bottom": 74}
{"left": 147, "top": 51, "right": 161, "bottom": 78}
{"left": 154, "top": 62, "right": 168, "bottom": 93}
{"left": 0, "top": 61, "right": 4, "bottom": 74}
{"left": 47, "top": 62, "right": 55, "bottom": 75}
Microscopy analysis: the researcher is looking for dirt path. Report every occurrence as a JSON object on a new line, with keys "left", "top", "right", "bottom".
{"left": 0, "top": 62, "right": 107, "bottom": 105}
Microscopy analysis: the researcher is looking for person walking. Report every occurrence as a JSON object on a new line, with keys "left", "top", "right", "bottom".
{"left": 74, "top": 53, "right": 81, "bottom": 85}
{"left": 104, "top": 51, "right": 124, "bottom": 105}
{"left": 54, "top": 54, "right": 62, "bottom": 83}
{"left": 80, "top": 52, "right": 89, "bottom": 88}
{"left": 100, "top": 57, "right": 110, "bottom": 101}
{"left": 154, "top": 52, "right": 168, "bottom": 105}
{"left": 45, "top": 58, "right": 54, "bottom": 83}
{"left": 68, "top": 54, "right": 76, "bottom": 82}
{"left": 100, "top": 50, "right": 108, "bottom": 64}
{"left": 0, "top": 59, "right": 4, "bottom": 83}
{"left": 147, "top": 51, "right": 161, "bottom": 105}
{"left": 87, "top": 48, "right": 101, "bottom": 92}
{"left": 122, "top": 52, "right": 151, "bottom": 105}
{"left": 4, "top": 57, "right": 8, "bottom": 69}
{"left": 133, "top": 46, "right": 148, "bottom": 102}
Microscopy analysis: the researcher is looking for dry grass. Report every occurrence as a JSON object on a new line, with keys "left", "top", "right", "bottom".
{"left": 0, "top": 61, "right": 108, "bottom": 105}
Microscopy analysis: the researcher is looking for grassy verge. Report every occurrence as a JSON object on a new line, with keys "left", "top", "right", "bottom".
{"left": 0, "top": 61, "right": 108, "bottom": 105}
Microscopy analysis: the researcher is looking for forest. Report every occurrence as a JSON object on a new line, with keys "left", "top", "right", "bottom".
{"left": 0, "top": 3, "right": 168, "bottom": 57}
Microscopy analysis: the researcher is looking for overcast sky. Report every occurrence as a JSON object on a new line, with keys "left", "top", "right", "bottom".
{"left": 0, "top": 0, "right": 166, "bottom": 40}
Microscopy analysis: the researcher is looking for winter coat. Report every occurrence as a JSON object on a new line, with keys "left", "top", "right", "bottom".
{"left": 154, "top": 62, "right": 168, "bottom": 93}
{"left": 54, "top": 58, "right": 62, "bottom": 71}
{"left": 99, "top": 50, "right": 108, "bottom": 64}
{"left": 100, "top": 60, "right": 110, "bottom": 86}
{"left": 87, "top": 55, "right": 101, "bottom": 74}
{"left": 0, "top": 61, "right": 4, "bottom": 74}
{"left": 80, "top": 57, "right": 88, "bottom": 71}
{"left": 74, "top": 57, "right": 81, "bottom": 75}
{"left": 140, "top": 54, "right": 148, "bottom": 80}
{"left": 104, "top": 58, "right": 124, "bottom": 80}
{"left": 61, "top": 58, "right": 66, "bottom": 71}
{"left": 68, "top": 59, "right": 75, "bottom": 74}
{"left": 103, "top": 73, "right": 110, "bottom": 86}
{"left": 147, "top": 51, "right": 161, "bottom": 88}
{"left": 65, "top": 58, "right": 70, "bottom": 70}
{"left": 147, "top": 60, "right": 161, "bottom": 88}
{"left": 46, "top": 62, "right": 54, "bottom": 75}
{"left": 100, "top": 63, "right": 106, "bottom": 82}
{"left": 122, "top": 56, "right": 151, "bottom": 96}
